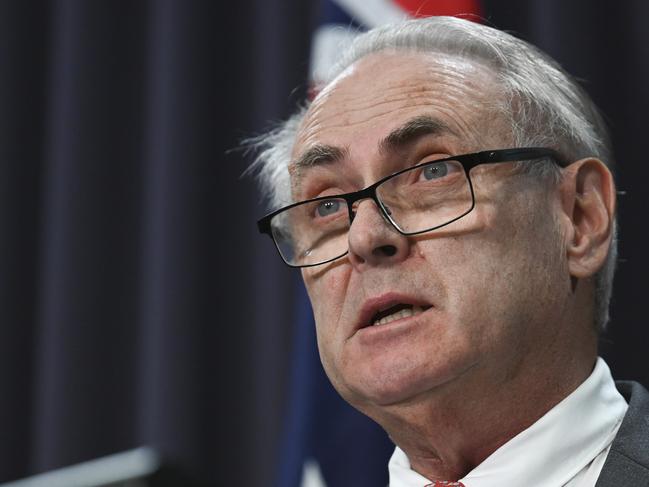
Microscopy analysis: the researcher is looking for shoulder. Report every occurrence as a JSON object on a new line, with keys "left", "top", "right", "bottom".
{"left": 596, "top": 381, "right": 649, "bottom": 486}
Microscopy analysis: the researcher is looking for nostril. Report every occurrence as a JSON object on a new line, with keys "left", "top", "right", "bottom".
{"left": 375, "top": 244, "right": 397, "bottom": 257}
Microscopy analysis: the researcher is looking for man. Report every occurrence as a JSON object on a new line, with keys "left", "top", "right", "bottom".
{"left": 253, "top": 16, "right": 649, "bottom": 486}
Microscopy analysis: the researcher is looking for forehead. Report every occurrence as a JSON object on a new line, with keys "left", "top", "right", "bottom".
{"left": 293, "top": 51, "right": 506, "bottom": 167}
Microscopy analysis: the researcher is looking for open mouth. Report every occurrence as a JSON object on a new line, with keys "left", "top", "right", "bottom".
{"left": 371, "top": 303, "right": 430, "bottom": 326}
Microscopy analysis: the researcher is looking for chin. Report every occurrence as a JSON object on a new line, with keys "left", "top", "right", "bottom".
{"left": 339, "top": 346, "right": 481, "bottom": 412}
{"left": 342, "top": 359, "right": 451, "bottom": 408}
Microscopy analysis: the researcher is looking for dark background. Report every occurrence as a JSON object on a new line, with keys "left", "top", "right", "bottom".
{"left": 0, "top": 1, "right": 646, "bottom": 486}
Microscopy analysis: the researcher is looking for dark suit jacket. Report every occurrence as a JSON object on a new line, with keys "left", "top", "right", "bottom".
{"left": 596, "top": 381, "right": 649, "bottom": 486}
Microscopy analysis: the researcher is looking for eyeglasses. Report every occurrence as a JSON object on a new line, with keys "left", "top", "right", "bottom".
{"left": 257, "top": 147, "right": 564, "bottom": 268}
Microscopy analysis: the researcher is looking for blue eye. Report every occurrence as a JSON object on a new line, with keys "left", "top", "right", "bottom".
{"left": 316, "top": 199, "right": 342, "bottom": 217}
{"left": 421, "top": 162, "right": 449, "bottom": 180}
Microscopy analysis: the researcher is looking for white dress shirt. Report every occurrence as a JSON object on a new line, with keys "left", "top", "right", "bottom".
{"left": 388, "top": 357, "right": 628, "bottom": 487}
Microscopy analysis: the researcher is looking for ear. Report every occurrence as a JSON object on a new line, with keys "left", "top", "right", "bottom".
{"left": 559, "top": 158, "right": 616, "bottom": 278}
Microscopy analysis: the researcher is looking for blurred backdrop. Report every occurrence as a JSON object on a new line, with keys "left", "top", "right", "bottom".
{"left": 0, "top": 1, "right": 647, "bottom": 486}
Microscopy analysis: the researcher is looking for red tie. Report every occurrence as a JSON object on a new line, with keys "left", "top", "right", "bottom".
{"left": 425, "top": 482, "right": 466, "bottom": 487}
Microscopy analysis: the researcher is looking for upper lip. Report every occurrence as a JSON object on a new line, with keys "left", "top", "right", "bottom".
{"left": 355, "top": 292, "right": 432, "bottom": 330}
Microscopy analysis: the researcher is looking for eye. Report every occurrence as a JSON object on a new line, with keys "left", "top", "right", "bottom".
{"left": 420, "top": 161, "right": 449, "bottom": 181}
{"left": 315, "top": 199, "right": 342, "bottom": 218}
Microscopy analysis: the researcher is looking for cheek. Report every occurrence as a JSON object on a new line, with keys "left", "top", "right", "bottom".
{"left": 303, "top": 266, "right": 351, "bottom": 338}
{"left": 439, "top": 241, "right": 505, "bottom": 326}
{"left": 442, "top": 196, "right": 565, "bottom": 339}
{"left": 303, "top": 267, "right": 355, "bottom": 391}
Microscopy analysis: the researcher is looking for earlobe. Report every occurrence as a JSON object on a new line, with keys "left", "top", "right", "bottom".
{"left": 562, "top": 158, "right": 616, "bottom": 278}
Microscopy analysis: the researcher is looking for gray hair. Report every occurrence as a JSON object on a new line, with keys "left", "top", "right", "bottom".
{"left": 248, "top": 16, "right": 617, "bottom": 331}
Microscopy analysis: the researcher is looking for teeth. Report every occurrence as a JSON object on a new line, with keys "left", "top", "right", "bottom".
{"left": 373, "top": 305, "right": 425, "bottom": 326}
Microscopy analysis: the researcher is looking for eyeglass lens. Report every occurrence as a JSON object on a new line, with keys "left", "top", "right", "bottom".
{"left": 271, "top": 159, "right": 473, "bottom": 266}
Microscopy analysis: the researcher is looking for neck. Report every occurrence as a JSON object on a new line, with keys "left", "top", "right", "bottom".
{"left": 369, "top": 345, "right": 597, "bottom": 481}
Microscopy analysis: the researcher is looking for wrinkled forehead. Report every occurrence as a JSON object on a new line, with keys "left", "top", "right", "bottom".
{"left": 295, "top": 52, "right": 504, "bottom": 150}
{"left": 290, "top": 51, "right": 508, "bottom": 177}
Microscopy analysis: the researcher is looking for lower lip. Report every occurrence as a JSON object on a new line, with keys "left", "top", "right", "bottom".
{"left": 355, "top": 309, "right": 431, "bottom": 345}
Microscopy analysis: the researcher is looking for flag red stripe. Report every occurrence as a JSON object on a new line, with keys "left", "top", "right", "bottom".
{"left": 392, "top": 0, "right": 481, "bottom": 18}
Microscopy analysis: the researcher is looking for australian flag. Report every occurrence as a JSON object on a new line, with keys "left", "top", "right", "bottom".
{"left": 275, "top": 1, "right": 481, "bottom": 486}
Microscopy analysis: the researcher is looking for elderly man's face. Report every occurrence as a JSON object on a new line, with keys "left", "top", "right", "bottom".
{"left": 293, "top": 52, "right": 573, "bottom": 415}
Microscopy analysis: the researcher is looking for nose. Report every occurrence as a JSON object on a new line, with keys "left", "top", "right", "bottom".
{"left": 347, "top": 199, "right": 411, "bottom": 268}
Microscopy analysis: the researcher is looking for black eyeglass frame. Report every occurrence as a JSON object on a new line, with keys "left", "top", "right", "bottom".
{"left": 257, "top": 147, "right": 566, "bottom": 268}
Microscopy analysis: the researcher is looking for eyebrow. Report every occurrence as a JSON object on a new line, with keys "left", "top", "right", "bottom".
{"left": 290, "top": 115, "right": 455, "bottom": 175}
{"left": 291, "top": 144, "right": 349, "bottom": 172}
{"left": 379, "top": 115, "right": 455, "bottom": 155}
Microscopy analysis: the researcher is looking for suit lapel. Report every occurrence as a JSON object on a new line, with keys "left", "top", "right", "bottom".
{"left": 595, "top": 381, "right": 649, "bottom": 486}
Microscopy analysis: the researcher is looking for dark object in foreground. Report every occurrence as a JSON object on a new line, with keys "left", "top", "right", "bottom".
{"left": 0, "top": 447, "right": 201, "bottom": 487}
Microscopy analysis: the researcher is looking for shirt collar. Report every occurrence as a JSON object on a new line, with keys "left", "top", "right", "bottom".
{"left": 388, "top": 357, "right": 628, "bottom": 487}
